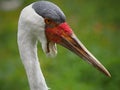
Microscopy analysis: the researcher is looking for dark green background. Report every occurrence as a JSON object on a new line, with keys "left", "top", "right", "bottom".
{"left": 0, "top": 0, "right": 120, "bottom": 90}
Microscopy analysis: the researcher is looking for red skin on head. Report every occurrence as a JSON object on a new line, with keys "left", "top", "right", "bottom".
{"left": 46, "top": 22, "right": 73, "bottom": 43}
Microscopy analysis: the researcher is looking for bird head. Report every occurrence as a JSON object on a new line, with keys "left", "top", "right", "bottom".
{"left": 32, "top": 1, "right": 111, "bottom": 77}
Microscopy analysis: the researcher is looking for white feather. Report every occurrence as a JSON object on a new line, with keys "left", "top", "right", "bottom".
{"left": 18, "top": 4, "right": 49, "bottom": 90}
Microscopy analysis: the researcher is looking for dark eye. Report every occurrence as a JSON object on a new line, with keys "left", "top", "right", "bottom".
{"left": 45, "top": 18, "right": 52, "bottom": 25}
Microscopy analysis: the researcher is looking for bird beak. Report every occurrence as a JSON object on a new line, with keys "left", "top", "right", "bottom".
{"left": 46, "top": 22, "right": 111, "bottom": 77}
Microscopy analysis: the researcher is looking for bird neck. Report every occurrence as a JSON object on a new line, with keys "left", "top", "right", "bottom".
{"left": 18, "top": 31, "right": 48, "bottom": 90}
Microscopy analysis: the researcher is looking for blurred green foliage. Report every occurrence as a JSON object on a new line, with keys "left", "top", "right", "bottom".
{"left": 0, "top": 0, "right": 120, "bottom": 90}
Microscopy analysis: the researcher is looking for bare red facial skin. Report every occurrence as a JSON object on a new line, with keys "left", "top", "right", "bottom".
{"left": 58, "top": 22, "right": 73, "bottom": 35}
{"left": 45, "top": 22, "right": 73, "bottom": 43}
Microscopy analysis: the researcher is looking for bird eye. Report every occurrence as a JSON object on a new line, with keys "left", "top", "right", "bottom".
{"left": 45, "top": 18, "right": 52, "bottom": 25}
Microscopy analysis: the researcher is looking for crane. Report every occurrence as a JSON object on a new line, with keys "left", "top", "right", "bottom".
{"left": 17, "top": 1, "right": 111, "bottom": 90}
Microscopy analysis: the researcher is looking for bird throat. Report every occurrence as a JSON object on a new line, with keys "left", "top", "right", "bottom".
{"left": 46, "top": 41, "right": 57, "bottom": 57}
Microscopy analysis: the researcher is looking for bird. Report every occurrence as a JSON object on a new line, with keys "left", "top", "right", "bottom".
{"left": 17, "top": 1, "right": 111, "bottom": 90}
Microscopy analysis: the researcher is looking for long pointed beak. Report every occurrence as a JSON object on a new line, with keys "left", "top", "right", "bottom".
{"left": 46, "top": 22, "right": 111, "bottom": 77}
{"left": 60, "top": 33, "right": 111, "bottom": 77}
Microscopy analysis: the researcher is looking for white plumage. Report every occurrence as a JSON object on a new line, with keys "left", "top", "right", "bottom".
{"left": 18, "top": 4, "right": 49, "bottom": 90}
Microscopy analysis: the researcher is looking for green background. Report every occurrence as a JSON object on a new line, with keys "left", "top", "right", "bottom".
{"left": 0, "top": 0, "right": 120, "bottom": 90}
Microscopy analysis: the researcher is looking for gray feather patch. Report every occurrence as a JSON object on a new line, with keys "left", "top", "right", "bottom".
{"left": 32, "top": 1, "right": 66, "bottom": 23}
